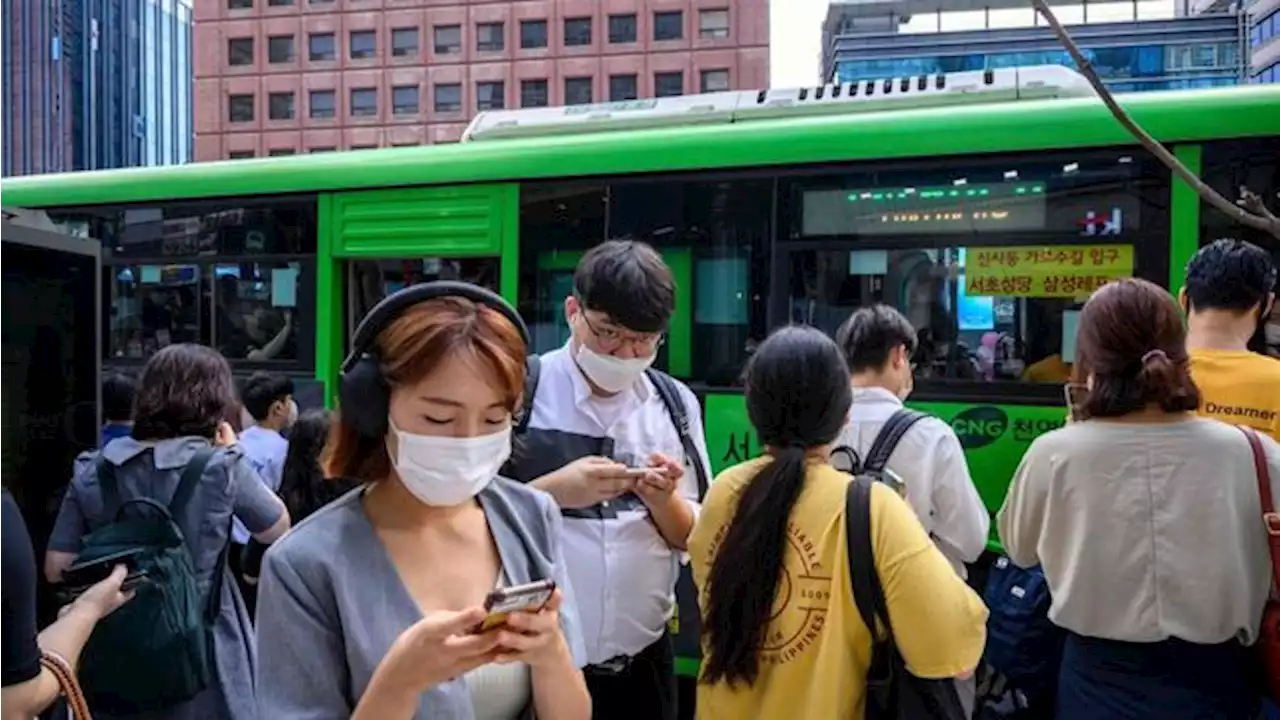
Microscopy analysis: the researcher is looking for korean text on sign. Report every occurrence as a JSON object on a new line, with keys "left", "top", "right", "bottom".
{"left": 965, "top": 244, "right": 1134, "bottom": 298}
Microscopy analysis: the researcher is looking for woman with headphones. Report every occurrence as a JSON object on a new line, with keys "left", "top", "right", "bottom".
{"left": 254, "top": 282, "right": 590, "bottom": 720}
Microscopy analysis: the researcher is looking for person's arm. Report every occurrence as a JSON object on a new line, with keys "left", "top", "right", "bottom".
{"left": 867, "top": 484, "right": 988, "bottom": 679}
{"left": 44, "top": 458, "right": 94, "bottom": 584}
{"left": 642, "top": 385, "right": 712, "bottom": 552}
{"left": 928, "top": 427, "right": 991, "bottom": 565}
{"left": 255, "top": 545, "right": 355, "bottom": 718}
{"left": 226, "top": 449, "right": 291, "bottom": 544}
{"left": 996, "top": 441, "right": 1050, "bottom": 570}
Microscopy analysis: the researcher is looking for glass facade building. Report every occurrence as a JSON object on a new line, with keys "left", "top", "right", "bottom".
{"left": 1, "top": 0, "right": 192, "bottom": 177}
{"left": 823, "top": 14, "right": 1248, "bottom": 94}
{"left": 1250, "top": 0, "right": 1279, "bottom": 82}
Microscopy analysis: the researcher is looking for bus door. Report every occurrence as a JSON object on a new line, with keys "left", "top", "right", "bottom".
{"left": 1, "top": 208, "right": 101, "bottom": 625}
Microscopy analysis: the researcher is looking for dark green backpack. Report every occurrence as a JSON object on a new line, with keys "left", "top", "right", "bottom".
{"left": 74, "top": 447, "right": 227, "bottom": 714}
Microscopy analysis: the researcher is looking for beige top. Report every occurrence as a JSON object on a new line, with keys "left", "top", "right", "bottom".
{"left": 998, "top": 416, "right": 1280, "bottom": 645}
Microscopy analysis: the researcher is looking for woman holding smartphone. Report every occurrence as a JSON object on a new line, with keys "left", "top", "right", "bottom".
{"left": 255, "top": 282, "right": 590, "bottom": 720}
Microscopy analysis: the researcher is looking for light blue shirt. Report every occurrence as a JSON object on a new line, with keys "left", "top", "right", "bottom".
{"left": 232, "top": 425, "right": 288, "bottom": 544}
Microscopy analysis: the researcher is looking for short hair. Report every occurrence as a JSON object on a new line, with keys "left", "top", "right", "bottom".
{"left": 241, "top": 372, "right": 296, "bottom": 422}
{"left": 1072, "top": 278, "right": 1200, "bottom": 420}
{"left": 834, "top": 305, "right": 919, "bottom": 374}
{"left": 1184, "top": 238, "right": 1277, "bottom": 313}
{"left": 102, "top": 372, "right": 137, "bottom": 423}
{"left": 326, "top": 297, "right": 527, "bottom": 482}
{"left": 573, "top": 239, "right": 675, "bottom": 334}
{"left": 132, "top": 344, "right": 238, "bottom": 441}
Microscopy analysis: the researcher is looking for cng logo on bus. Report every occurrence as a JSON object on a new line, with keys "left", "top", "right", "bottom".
{"left": 950, "top": 406, "right": 1009, "bottom": 449}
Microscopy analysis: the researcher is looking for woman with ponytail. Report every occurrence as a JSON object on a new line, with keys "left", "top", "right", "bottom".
{"left": 689, "top": 325, "right": 987, "bottom": 719}
{"left": 1000, "top": 278, "right": 1280, "bottom": 719}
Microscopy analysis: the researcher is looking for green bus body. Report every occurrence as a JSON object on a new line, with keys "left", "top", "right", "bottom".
{"left": 7, "top": 84, "right": 1279, "bottom": 679}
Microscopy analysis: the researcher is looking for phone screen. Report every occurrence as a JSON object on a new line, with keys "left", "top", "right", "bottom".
{"left": 474, "top": 580, "right": 556, "bottom": 633}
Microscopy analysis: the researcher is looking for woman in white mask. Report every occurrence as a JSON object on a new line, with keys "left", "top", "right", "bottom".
{"left": 255, "top": 282, "right": 590, "bottom": 720}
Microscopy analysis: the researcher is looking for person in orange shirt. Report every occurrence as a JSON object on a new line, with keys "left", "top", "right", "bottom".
{"left": 1182, "top": 238, "right": 1280, "bottom": 442}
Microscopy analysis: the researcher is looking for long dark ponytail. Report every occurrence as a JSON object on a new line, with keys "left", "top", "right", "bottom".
{"left": 701, "top": 325, "right": 852, "bottom": 688}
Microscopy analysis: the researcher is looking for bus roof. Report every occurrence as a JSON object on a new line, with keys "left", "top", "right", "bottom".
{"left": 4, "top": 83, "right": 1278, "bottom": 209}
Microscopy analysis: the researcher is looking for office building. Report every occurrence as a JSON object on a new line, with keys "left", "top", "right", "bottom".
{"left": 1250, "top": 0, "right": 1279, "bottom": 81}
{"left": 821, "top": 1, "right": 1247, "bottom": 93}
{"left": 191, "top": 0, "right": 770, "bottom": 160}
{"left": 1, "top": 0, "right": 194, "bottom": 177}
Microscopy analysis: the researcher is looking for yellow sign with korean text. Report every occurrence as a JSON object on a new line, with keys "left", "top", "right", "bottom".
{"left": 965, "top": 244, "right": 1134, "bottom": 298}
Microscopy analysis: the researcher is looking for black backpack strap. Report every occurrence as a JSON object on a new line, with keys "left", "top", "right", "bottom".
{"left": 862, "top": 409, "right": 928, "bottom": 474}
{"left": 645, "top": 369, "right": 709, "bottom": 499}
{"left": 845, "top": 475, "right": 889, "bottom": 642}
{"left": 169, "top": 446, "right": 217, "bottom": 517}
{"left": 515, "top": 355, "right": 541, "bottom": 435}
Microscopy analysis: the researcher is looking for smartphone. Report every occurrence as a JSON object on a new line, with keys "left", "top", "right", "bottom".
{"left": 622, "top": 467, "right": 652, "bottom": 478}
{"left": 473, "top": 579, "right": 556, "bottom": 633}
{"left": 61, "top": 547, "right": 146, "bottom": 589}
{"left": 62, "top": 568, "right": 151, "bottom": 603}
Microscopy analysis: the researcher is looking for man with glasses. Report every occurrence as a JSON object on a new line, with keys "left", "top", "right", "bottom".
{"left": 504, "top": 239, "right": 711, "bottom": 720}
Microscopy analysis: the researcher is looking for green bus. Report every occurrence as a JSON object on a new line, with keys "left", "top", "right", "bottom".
{"left": 5, "top": 65, "right": 1278, "bottom": 680}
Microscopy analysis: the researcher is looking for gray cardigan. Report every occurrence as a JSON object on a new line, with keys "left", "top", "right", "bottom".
{"left": 254, "top": 478, "right": 587, "bottom": 720}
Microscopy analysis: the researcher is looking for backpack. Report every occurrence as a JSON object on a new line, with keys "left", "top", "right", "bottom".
{"left": 831, "top": 408, "right": 928, "bottom": 495}
{"left": 846, "top": 475, "right": 968, "bottom": 720}
{"left": 74, "top": 447, "right": 228, "bottom": 714}
{"left": 1241, "top": 425, "right": 1280, "bottom": 701}
{"left": 516, "top": 355, "right": 709, "bottom": 496}
{"left": 977, "top": 556, "right": 1064, "bottom": 716}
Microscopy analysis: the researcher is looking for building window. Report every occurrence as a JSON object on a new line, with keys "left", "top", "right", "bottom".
{"left": 654, "top": 11, "right": 683, "bottom": 41}
{"left": 310, "top": 147, "right": 335, "bottom": 153}
{"left": 228, "top": 150, "right": 255, "bottom": 159}
{"left": 309, "top": 90, "right": 335, "bottom": 119}
{"left": 268, "top": 92, "right": 295, "bottom": 120}
{"left": 349, "top": 30, "right": 376, "bottom": 60}
{"left": 521, "top": 79, "right": 549, "bottom": 108}
{"left": 698, "top": 9, "right": 730, "bottom": 39}
{"left": 228, "top": 0, "right": 252, "bottom": 8}
{"left": 268, "top": 35, "right": 294, "bottom": 63}
{"left": 476, "top": 22, "right": 504, "bottom": 52}
{"left": 228, "top": 38, "right": 253, "bottom": 66}
{"left": 609, "top": 74, "right": 638, "bottom": 101}
{"left": 391, "top": 27, "right": 419, "bottom": 57}
{"left": 655, "top": 71, "right": 684, "bottom": 97}
{"left": 308, "top": 33, "right": 336, "bottom": 61}
{"left": 520, "top": 20, "right": 548, "bottom": 49}
{"left": 608, "top": 14, "right": 637, "bottom": 44}
{"left": 434, "top": 25, "right": 462, "bottom": 54}
{"left": 476, "top": 81, "right": 505, "bottom": 110}
{"left": 266, "top": 0, "right": 292, "bottom": 5}
{"left": 565, "top": 77, "right": 592, "bottom": 105}
{"left": 350, "top": 144, "right": 377, "bottom": 151}
{"left": 564, "top": 17, "right": 592, "bottom": 46}
{"left": 229, "top": 94, "right": 254, "bottom": 122}
{"left": 700, "top": 69, "right": 730, "bottom": 92}
{"left": 350, "top": 88, "right": 378, "bottom": 117}
{"left": 393, "top": 85, "right": 420, "bottom": 115}
{"left": 435, "top": 83, "right": 462, "bottom": 113}
{"left": 268, "top": 148, "right": 296, "bottom": 156}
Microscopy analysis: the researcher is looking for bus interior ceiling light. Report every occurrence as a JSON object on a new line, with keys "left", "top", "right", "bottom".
{"left": 460, "top": 66, "right": 1095, "bottom": 143}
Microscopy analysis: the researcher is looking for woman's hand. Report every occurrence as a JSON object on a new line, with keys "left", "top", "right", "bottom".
{"left": 72, "top": 565, "right": 134, "bottom": 620}
{"left": 215, "top": 421, "right": 238, "bottom": 447}
{"left": 384, "top": 607, "right": 504, "bottom": 692}
{"left": 493, "top": 590, "right": 571, "bottom": 668}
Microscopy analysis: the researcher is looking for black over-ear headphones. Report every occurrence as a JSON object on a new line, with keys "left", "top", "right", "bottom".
{"left": 338, "top": 281, "right": 531, "bottom": 439}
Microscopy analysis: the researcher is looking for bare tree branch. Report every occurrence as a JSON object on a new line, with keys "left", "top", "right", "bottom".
{"left": 1031, "top": 0, "right": 1280, "bottom": 239}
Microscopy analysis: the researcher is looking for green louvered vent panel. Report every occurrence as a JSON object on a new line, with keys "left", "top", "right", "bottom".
{"left": 330, "top": 184, "right": 514, "bottom": 257}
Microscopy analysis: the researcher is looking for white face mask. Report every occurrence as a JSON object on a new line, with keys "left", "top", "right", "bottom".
{"left": 276, "top": 399, "right": 299, "bottom": 428}
{"left": 1266, "top": 323, "right": 1280, "bottom": 346}
{"left": 387, "top": 422, "right": 511, "bottom": 507}
{"left": 575, "top": 343, "right": 655, "bottom": 394}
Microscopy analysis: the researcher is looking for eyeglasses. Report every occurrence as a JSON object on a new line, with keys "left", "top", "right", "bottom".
{"left": 578, "top": 310, "right": 665, "bottom": 354}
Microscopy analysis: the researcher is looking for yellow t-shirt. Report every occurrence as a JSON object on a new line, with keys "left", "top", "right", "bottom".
{"left": 1190, "top": 348, "right": 1280, "bottom": 442}
{"left": 689, "top": 458, "right": 989, "bottom": 720}
{"left": 1022, "top": 354, "right": 1073, "bottom": 383}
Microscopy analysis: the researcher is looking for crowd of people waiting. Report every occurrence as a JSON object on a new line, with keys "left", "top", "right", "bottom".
{"left": 2, "top": 236, "right": 1279, "bottom": 720}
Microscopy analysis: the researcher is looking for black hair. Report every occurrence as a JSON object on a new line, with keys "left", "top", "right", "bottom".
{"left": 1184, "top": 238, "right": 1277, "bottom": 315}
{"left": 102, "top": 372, "right": 137, "bottom": 423}
{"left": 279, "top": 409, "right": 355, "bottom": 522}
{"left": 835, "top": 304, "right": 919, "bottom": 374}
{"left": 240, "top": 371, "right": 295, "bottom": 422}
{"left": 701, "top": 325, "right": 853, "bottom": 689}
{"left": 573, "top": 238, "right": 675, "bottom": 334}
{"left": 132, "top": 344, "right": 238, "bottom": 441}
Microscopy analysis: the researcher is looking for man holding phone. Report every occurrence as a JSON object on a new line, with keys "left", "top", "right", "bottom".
{"left": 504, "top": 240, "right": 712, "bottom": 720}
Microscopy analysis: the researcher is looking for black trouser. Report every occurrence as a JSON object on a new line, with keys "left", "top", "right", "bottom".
{"left": 584, "top": 630, "right": 677, "bottom": 720}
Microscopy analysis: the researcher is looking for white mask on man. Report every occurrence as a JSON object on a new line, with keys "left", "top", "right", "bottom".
{"left": 1266, "top": 322, "right": 1280, "bottom": 346}
{"left": 574, "top": 343, "right": 656, "bottom": 393}
{"left": 387, "top": 422, "right": 511, "bottom": 507}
